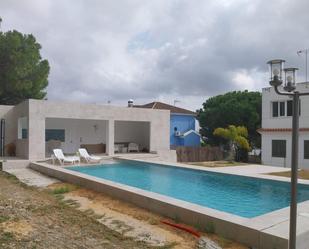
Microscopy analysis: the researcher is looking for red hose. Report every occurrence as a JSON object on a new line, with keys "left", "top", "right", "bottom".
{"left": 161, "top": 220, "right": 200, "bottom": 238}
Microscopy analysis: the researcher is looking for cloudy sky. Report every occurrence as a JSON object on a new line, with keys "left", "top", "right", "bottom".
{"left": 1, "top": 0, "right": 309, "bottom": 110}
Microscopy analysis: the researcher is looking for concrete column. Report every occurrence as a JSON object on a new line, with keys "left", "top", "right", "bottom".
{"left": 150, "top": 117, "right": 170, "bottom": 153}
{"left": 28, "top": 117, "right": 45, "bottom": 160}
{"left": 106, "top": 119, "right": 114, "bottom": 156}
{"left": 149, "top": 121, "right": 154, "bottom": 152}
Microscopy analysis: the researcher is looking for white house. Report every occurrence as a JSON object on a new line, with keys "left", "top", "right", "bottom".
{"left": 259, "top": 82, "right": 309, "bottom": 169}
{"left": 0, "top": 99, "right": 173, "bottom": 160}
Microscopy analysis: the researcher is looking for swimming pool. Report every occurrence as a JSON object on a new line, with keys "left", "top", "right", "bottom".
{"left": 67, "top": 160, "right": 309, "bottom": 218}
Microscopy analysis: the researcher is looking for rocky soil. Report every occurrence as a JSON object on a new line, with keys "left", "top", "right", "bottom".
{"left": 0, "top": 170, "right": 248, "bottom": 249}
{"left": 0, "top": 172, "right": 152, "bottom": 249}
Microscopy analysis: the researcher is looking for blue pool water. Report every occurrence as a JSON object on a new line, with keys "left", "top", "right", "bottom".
{"left": 67, "top": 161, "right": 309, "bottom": 218}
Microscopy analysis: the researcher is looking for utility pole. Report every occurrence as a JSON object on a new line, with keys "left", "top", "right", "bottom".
{"left": 267, "top": 59, "right": 309, "bottom": 249}
{"left": 297, "top": 49, "right": 309, "bottom": 82}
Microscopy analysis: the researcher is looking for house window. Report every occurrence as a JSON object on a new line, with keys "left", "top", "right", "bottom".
{"left": 287, "top": 100, "right": 293, "bottom": 116}
{"left": 272, "top": 140, "right": 286, "bottom": 158}
{"left": 272, "top": 102, "right": 278, "bottom": 117}
{"left": 22, "top": 129, "right": 28, "bottom": 139}
{"left": 304, "top": 141, "right": 309, "bottom": 159}
{"left": 279, "top": 101, "right": 285, "bottom": 116}
{"left": 272, "top": 100, "right": 301, "bottom": 118}
{"left": 18, "top": 117, "right": 28, "bottom": 139}
{"left": 45, "top": 129, "right": 65, "bottom": 142}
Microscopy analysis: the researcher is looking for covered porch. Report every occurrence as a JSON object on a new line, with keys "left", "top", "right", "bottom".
{"left": 6, "top": 100, "right": 170, "bottom": 161}
{"left": 45, "top": 118, "right": 108, "bottom": 156}
{"left": 44, "top": 118, "right": 151, "bottom": 158}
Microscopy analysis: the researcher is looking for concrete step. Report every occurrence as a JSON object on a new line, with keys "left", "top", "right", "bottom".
{"left": 1, "top": 160, "right": 30, "bottom": 170}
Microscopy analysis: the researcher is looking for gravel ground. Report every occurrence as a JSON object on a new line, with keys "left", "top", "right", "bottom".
{"left": 0, "top": 170, "right": 248, "bottom": 249}
{"left": 0, "top": 171, "right": 154, "bottom": 249}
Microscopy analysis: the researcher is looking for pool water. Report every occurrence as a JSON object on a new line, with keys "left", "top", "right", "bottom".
{"left": 67, "top": 160, "right": 309, "bottom": 218}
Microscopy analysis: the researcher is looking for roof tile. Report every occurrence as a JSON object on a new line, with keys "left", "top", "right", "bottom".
{"left": 258, "top": 128, "right": 309, "bottom": 133}
{"left": 134, "top": 101, "right": 196, "bottom": 115}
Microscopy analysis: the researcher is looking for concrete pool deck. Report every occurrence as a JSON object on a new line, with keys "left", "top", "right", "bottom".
{"left": 28, "top": 159, "right": 309, "bottom": 249}
{"left": 129, "top": 158, "right": 308, "bottom": 183}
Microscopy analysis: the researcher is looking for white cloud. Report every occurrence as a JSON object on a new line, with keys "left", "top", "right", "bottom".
{"left": 233, "top": 70, "right": 255, "bottom": 90}
{"left": 0, "top": 0, "right": 308, "bottom": 111}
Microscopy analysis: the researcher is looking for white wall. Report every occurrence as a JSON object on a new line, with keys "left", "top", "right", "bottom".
{"left": 16, "top": 99, "right": 170, "bottom": 160}
{"left": 261, "top": 132, "right": 309, "bottom": 169}
{"left": 262, "top": 83, "right": 309, "bottom": 129}
{"left": 299, "top": 133, "right": 309, "bottom": 169}
{"left": 0, "top": 103, "right": 29, "bottom": 158}
{"left": 17, "top": 117, "right": 28, "bottom": 139}
{"left": 46, "top": 118, "right": 107, "bottom": 154}
{"left": 0, "top": 105, "right": 16, "bottom": 148}
{"left": 261, "top": 133, "right": 291, "bottom": 168}
{"left": 115, "top": 121, "right": 150, "bottom": 150}
{"left": 261, "top": 82, "right": 309, "bottom": 168}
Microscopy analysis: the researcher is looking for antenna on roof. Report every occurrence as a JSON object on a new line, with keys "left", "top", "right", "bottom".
{"left": 174, "top": 99, "right": 180, "bottom": 106}
{"left": 297, "top": 48, "right": 309, "bottom": 82}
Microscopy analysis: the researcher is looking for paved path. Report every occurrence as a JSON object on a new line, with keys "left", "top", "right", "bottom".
{"left": 208, "top": 164, "right": 290, "bottom": 174}
{"left": 201, "top": 164, "right": 309, "bottom": 184}
{"left": 5, "top": 167, "right": 59, "bottom": 187}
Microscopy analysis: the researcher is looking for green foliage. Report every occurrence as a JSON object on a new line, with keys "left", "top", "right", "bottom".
{"left": 213, "top": 125, "right": 250, "bottom": 151}
{"left": 0, "top": 215, "right": 9, "bottom": 223}
{"left": 235, "top": 136, "right": 250, "bottom": 150}
{"left": 52, "top": 186, "right": 70, "bottom": 195}
{"left": 0, "top": 30, "right": 50, "bottom": 105}
{"left": 0, "top": 232, "right": 14, "bottom": 242}
{"left": 197, "top": 90, "right": 261, "bottom": 148}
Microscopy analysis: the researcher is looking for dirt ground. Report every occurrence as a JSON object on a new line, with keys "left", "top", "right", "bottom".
{"left": 49, "top": 183, "right": 248, "bottom": 249}
{"left": 0, "top": 172, "right": 152, "bottom": 249}
{"left": 268, "top": 169, "right": 309, "bottom": 180}
{"left": 62, "top": 188, "right": 195, "bottom": 248}
{"left": 0, "top": 171, "right": 248, "bottom": 249}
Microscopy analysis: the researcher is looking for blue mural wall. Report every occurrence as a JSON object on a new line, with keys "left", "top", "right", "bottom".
{"left": 170, "top": 114, "right": 200, "bottom": 147}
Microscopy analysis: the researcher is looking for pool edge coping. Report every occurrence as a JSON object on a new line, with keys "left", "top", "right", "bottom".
{"left": 119, "top": 157, "right": 309, "bottom": 184}
{"left": 29, "top": 161, "right": 309, "bottom": 249}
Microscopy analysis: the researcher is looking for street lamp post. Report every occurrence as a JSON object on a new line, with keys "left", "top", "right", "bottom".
{"left": 267, "top": 59, "right": 309, "bottom": 249}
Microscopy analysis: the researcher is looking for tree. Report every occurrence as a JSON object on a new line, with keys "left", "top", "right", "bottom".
{"left": 0, "top": 29, "right": 50, "bottom": 105}
{"left": 197, "top": 90, "right": 261, "bottom": 148}
{"left": 213, "top": 125, "right": 250, "bottom": 161}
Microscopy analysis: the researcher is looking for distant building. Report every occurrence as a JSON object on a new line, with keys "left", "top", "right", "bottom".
{"left": 135, "top": 102, "right": 201, "bottom": 147}
{"left": 259, "top": 82, "right": 309, "bottom": 169}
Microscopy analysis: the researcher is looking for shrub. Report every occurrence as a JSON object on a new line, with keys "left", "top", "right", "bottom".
{"left": 52, "top": 186, "right": 70, "bottom": 195}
